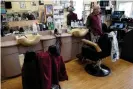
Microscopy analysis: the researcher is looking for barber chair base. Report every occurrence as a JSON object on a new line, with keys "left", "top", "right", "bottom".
{"left": 85, "top": 63, "right": 111, "bottom": 77}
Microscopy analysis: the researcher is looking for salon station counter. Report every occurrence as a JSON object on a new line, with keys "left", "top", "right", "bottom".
{"left": 1, "top": 31, "right": 83, "bottom": 78}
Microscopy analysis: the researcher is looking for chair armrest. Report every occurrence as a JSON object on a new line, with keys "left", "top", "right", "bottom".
{"left": 82, "top": 39, "right": 102, "bottom": 52}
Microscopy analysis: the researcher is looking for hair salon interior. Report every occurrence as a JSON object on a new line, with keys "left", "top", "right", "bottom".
{"left": 1, "top": 0, "right": 133, "bottom": 89}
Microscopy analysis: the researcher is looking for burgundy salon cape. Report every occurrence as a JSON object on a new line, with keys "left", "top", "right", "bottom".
{"left": 37, "top": 51, "right": 68, "bottom": 89}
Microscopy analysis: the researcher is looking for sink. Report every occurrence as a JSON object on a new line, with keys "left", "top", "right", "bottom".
{"left": 16, "top": 33, "right": 41, "bottom": 46}
{"left": 68, "top": 28, "right": 89, "bottom": 37}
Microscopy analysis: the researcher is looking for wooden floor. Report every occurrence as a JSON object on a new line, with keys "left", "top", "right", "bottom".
{"left": 1, "top": 58, "right": 133, "bottom": 89}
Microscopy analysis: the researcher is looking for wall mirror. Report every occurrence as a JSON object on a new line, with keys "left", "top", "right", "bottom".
{"left": 1, "top": 1, "right": 39, "bottom": 22}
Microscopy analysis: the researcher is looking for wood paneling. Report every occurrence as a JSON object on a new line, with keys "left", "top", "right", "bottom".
{"left": 1, "top": 58, "right": 133, "bottom": 89}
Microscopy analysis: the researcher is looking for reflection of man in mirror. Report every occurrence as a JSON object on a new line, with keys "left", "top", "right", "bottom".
{"left": 67, "top": 6, "right": 78, "bottom": 26}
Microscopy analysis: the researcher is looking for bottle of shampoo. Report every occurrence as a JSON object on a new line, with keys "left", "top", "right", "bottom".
{"left": 51, "top": 22, "right": 54, "bottom": 30}
{"left": 32, "top": 23, "right": 38, "bottom": 33}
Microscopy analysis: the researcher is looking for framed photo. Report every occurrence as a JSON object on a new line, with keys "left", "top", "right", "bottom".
{"left": 45, "top": 4, "right": 53, "bottom": 15}
{"left": 20, "top": 2, "right": 26, "bottom": 8}
{"left": 31, "top": 1, "right": 36, "bottom": 6}
{"left": 39, "top": 0, "right": 44, "bottom": 5}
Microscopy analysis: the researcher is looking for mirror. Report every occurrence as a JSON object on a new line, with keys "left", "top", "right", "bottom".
{"left": 1, "top": 1, "right": 39, "bottom": 22}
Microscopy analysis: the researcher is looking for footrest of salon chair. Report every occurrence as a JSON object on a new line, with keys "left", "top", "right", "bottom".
{"left": 85, "top": 64, "right": 111, "bottom": 77}
{"left": 76, "top": 54, "right": 83, "bottom": 60}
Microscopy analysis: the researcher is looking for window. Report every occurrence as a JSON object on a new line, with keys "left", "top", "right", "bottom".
{"left": 118, "top": 2, "right": 133, "bottom": 17}
{"left": 74, "top": 0, "right": 83, "bottom": 20}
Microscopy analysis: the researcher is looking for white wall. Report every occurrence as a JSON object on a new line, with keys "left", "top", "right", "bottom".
{"left": 73, "top": 0, "right": 84, "bottom": 20}
{"left": 6, "top": 1, "right": 39, "bottom": 13}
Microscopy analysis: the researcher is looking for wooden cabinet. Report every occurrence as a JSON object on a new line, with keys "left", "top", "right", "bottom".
{"left": 71, "top": 37, "right": 82, "bottom": 59}
{"left": 61, "top": 37, "right": 72, "bottom": 62}
{"left": 61, "top": 37, "right": 82, "bottom": 61}
{"left": 2, "top": 53, "right": 21, "bottom": 78}
{"left": 18, "top": 42, "right": 43, "bottom": 54}
{"left": 1, "top": 34, "right": 84, "bottom": 78}
{"left": 78, "top": 42, "right": 83, "bottom": 54}
{"left": 1, "top": 46, "right": 18, "bottom": 56}
{"left": 61, "top": 43, "right": 72, "bottom": 62}
{"left": 71, "top": 43, "right": 79, "bottom": 59}
{"left": 43, "top": 39, "right": 56, "bottom": 47}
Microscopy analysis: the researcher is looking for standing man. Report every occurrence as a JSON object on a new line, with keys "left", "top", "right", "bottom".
{"left": 86, "top": 5, "right": 103, "bottom": 42}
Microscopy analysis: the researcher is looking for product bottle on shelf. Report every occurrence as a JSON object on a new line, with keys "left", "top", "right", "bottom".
{"left": 51, "top": 22, "right": 54, "bottom": 30}
{"left": 77, "top": 21, "right": 79, "bottom": 28}
{"left": 48, "top": 22, "right": 51, "bottom": 30}
{"left": 36, "top": 24, "right": 40, "bottom": 31}
{"left": 71, "top": 20, "right": 74, "bottom": 28}
{"left": 43, "top": 23, "right": 47, "bottom": 30}
{"left": 74, "top": 20, "right": 77, "bottom": 28}
{"left": 80, "top": 21, "right": 83, "bottom": 27}
{"left": 39, "top": 23, "right": 43, "bottom": 31}
{"left": 32, "top": 23, "right": 38, "bottom": 33}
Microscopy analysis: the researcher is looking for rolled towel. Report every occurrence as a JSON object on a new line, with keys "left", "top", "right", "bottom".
{"left": 72, "top": 29, "right": 88, "bottom": 37}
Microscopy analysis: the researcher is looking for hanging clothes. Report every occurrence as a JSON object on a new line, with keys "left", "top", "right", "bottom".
{"left": 37, "top": 50, "right": 68, "bottom": 89}
{"left": 22, "top": 51, "right": 42, "bottom": 89}
{"left": 22, "top": 46, "right": 68, "bottom": 89}
{"left": 109, "top": 31, "right": 120, "bottom": 62}
{"left": 51, "top": 54, "right": 60, "bottom": 89}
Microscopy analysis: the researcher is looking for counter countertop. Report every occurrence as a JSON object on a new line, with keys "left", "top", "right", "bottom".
{"left": 1, "top": 40, "right": 18, "bottom": 48}
{"left": 1, "top": 33, "right": 72, "bottom": 48}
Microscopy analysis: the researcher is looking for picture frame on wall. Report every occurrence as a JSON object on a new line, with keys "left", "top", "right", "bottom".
{"left": 20, "top": 2, "right": 26, "bottom": 8}
{"left": 39, "top": 0, "right": 44, "bottom": 5}
{"left": 31, "top": 1, "right": 36, "bottom": 6}
{"left": 45, "top": 4, "right": 53, "bottom": 15}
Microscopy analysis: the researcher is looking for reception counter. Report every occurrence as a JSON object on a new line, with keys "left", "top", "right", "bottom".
{"left": 1, "top": 31, "right": 83, "bottom": 78}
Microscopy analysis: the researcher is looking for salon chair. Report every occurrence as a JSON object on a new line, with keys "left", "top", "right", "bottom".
{"left": 77, "top": 34, "right": 112, "bottom": 77}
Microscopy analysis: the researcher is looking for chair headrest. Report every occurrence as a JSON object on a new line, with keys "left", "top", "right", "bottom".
{"left": 24, "top": 51, "right": 36, "bottom": 63}
{"left": 48, "top": 45, "right": 59, "bottom": 56}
